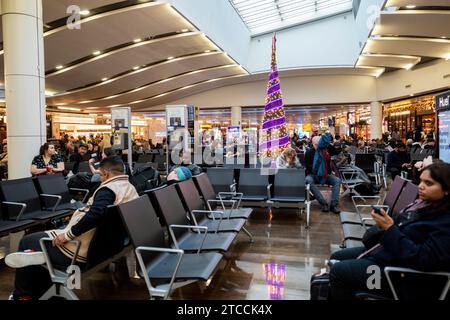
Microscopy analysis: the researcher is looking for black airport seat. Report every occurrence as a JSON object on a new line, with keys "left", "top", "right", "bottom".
{"left": 148, "top": 184, "right": 237, "bottom": 253}
{"left": 118, "top": 196, "right": 223, "bottom": 299}
{"left": 34, "top": 174, "right": 88, "bottom": 212}
{"left": 0, "top": 178, "right": 73, "bottom": 222}
{"left": 176, "top": 179, "right": 253, "bottom": 241}
{"left": 193, "top": 173, "right": 252, "bottom": 219}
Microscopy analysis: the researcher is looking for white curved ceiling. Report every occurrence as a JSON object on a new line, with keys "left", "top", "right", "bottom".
{"left": 356, "top": 0, "right": 450, "bottom": 72}
{"left": 0, "top": 0, "right": 248, "bottom": 112}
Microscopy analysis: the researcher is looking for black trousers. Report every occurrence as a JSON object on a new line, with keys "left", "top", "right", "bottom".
{"left": 329, "top": 247, "right": 391, "bottom": 300}
{"left": 13, "top": 232, "right": 82, "bottom": 299}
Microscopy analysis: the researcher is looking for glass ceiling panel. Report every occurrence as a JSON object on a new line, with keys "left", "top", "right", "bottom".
{"left": 230, "top": 0, "right": 353, "bottom": 35}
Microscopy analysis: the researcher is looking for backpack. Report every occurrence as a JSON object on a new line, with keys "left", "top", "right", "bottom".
{"left": 67, "top": 172, "right": 93, "bottom": 190}
{"left": 310, "top": 272, "right": 331, "bottom": 300}
{"left": 129, "top": 166, "right": 160, "bottom": 195}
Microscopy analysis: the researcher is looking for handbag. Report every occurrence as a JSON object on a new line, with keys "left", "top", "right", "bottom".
{"left": 362, "top": 225, "right": 384, "bottom": 249}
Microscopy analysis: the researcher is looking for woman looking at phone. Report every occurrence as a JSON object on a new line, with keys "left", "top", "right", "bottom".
{"left": 326, "top": 161, "right": 450, "bottom": 299}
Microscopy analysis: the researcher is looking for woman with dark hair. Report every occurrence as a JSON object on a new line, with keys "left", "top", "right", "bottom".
{"left": 327, "top": 161, "right": 450, "bottom": 300}
{"left": 30, "top": 143, "right": 64, "bottom": 176}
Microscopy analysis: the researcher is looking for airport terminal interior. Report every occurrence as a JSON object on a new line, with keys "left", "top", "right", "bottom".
{"left": 0, "top": 0, "right": 449, "bottom": 301}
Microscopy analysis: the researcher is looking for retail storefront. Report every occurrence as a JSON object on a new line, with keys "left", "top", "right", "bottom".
{"left": 383, "top": 95, "right": 436, "bottom": 141}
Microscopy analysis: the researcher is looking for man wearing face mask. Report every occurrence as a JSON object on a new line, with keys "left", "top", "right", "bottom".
{"left": 5, "top": 156, "right": 139, "bottom": 300}
{"left": 386, "top": 141, "right": 411, "bottom": 179}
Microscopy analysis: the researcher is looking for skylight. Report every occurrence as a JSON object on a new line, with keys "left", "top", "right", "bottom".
{"left": 230, "top": 0, "right": 353, "bottom": 35}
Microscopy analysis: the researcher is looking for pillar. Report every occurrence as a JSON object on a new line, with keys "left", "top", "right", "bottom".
{"left": 370, "top": 101, "right": 382, "bottom": 140}
{"left": 2, "top": 0, "right": 46, "bottom": 179}
{"left": 231, "top": 106, "right": 241, "bottom": 127}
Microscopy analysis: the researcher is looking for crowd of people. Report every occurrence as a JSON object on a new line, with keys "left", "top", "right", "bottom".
{"left": 1, "top": 126, "right": 447, "bottom": 300}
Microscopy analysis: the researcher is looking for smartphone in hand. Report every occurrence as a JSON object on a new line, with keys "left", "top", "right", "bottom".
{"left": 372, "top": 205, "right": 383, "bottom": 215}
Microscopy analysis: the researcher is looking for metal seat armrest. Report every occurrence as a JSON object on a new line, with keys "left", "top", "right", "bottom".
{"left": 207, "top": 199, "right": 236, "bottom": 211}
{"left": 39, "top": 237, "right": 81, "bottom": 283}
{"left": 168, "top": 225, "right": 208, "bottom": 253}
{"left": 135, "top": 246, "right": 184, "bottom": 300}
{"left": 219, "top": 191, "right": 243, "bottom": 207}
{"left": 192, "top": 210, "right": 224, "bottom": 232}
{"left": 384, "top": 266, "right": 450, "bottom": 300}
{"left": 355, "top": 204, "right": 389, "bottom": 215}
{"left": 351, "top": 195, "right": 381, "bottom": 208}
{"left": 361, "top": 217, "right": 374, "bottom": 228}
{"left": 266, "top": 183, "right": 272, "bottom": 200}
{"left": 3, "top": 201, "right": 27, "bottom": 221}
{"left": 69, "top": 188, "right": 90, "bottom": 203}
{"left": 40, "top": 194, "right": 62, "bottom": 213}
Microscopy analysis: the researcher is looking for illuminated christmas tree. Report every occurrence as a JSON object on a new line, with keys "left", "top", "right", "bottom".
{"left": 259, "top": 33, "right": 289, "bottom": 159}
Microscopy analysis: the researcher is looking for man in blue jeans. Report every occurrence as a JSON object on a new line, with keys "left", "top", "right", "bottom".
{"left": 305, "top": 134, "right": 341, "bottom": 213}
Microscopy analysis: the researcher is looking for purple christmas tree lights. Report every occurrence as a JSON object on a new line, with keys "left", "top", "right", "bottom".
{"left": 259, "top": 33, "right": 289, "bottom": 158}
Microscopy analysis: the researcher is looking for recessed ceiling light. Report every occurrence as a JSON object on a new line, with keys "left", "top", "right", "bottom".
{"left": 80, "top": 10, "right": 90, "bottom": 16}
{"left": 56, "top": 65, "right": 63, "bottom": 70}
{"left": 133, "top": 38, "right": 142, "bottom": 43}
{"left": 167, "top": 56, "right": 174, "bottom": 60}
{"left": 181, "top": 29, "right": 189, "bottom": 32}
{"left": 406, "top": 5, "right": 416, "bottom": 9}
{"left": 133, "top": 66, "right": 140, "bottom": 70}
{"left": 58, "top": 106, "right": 81, "bottom": 111}
{"left": 93, "top": 50, "right": 101, "bottom": 55}
{"left": 441, "top": 36, "right": 447, "bottom": 39}
{"left": 204, "top": 50, "right": 211, "bottom": 53}
{"left": 101, "top": 77, "right": 108, "bottom": 81}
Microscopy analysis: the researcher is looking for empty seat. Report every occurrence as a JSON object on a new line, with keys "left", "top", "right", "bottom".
{"left": 193, "top": 173, "right": 252, "bottom": 219}
{"left": 34, "top": 174, "right": 88, "bottom": 211}
{"left": 148, "top": 184, "right": 237, "bottom": 253}
{"left": 118, "top": 196, "right": 223, "bottom": 299}
{"left": 342, "top": 182, "right": 419, "bottom": 241}
{"left": 270, "top": 169, "right": 306, "bottom": 203}
{"left": 0, "top": 178, "right": 72, "bottom": 221}
{"left": 176, "top": 179, "right": 252, "bottom": 241}
{"left": 340, "top": 175, "right": 406, "bottom": 225}
{"left": 206, "top": 167, "right": 235, "bottom": 194}
{"left": 237, "top": 168, "right": 270, "bottom": 202}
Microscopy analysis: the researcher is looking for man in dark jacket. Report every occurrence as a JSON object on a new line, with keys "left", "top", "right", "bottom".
{"left": 386, "top": 142, "right": 411, "bottom": 179}
{"left": 305, "top": 134, "right": 341, "bottom": 213}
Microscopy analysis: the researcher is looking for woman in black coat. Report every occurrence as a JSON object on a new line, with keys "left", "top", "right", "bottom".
{"left": 328, "top": 162, "right": 450, "bottom": 300}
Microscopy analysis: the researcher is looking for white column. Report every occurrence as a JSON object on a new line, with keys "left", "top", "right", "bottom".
{"left": 231, "top": 106, "right": 241, "bottom": 126}
{"left": 370, "top": 101, "right": 382, "bottom": 140}
{"left": 2, "top": 0, "right": 46, "bottom": 179}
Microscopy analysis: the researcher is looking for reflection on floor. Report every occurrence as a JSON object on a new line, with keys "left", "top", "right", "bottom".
{"left": 0, "top": 191, "right": 348, "bottom": 300}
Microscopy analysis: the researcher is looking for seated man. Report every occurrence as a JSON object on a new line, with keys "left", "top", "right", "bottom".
{"left": 276, "top": 147, "right": 302, "bottom": 169}
{"left": 5, "top": 156, "right": 139, "bottom": 300}
{"left": 305, "top": 133, "right": 342, "bottom": 214}
{"left": 386, "top": 141, "right": 411, "bottom": 179}
{"left": 69, "top": 143, "right": 90, "bottom": 174}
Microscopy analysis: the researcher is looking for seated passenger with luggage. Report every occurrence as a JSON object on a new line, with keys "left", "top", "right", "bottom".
{"left": 327, "top": 162, "right": 450, "bottom": 300}
{"left": 5, "top": 156, "right": 139, "bottom": 300}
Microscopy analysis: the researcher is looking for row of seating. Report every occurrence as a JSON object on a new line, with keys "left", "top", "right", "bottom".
{"left": 205, "top": 167, "right": 311, "bottom": 226}
{"left": 0, "top": 175, "right": 87, "bottom": 237}
{"left": 338, "top": 176, "right": 418, "bottom": 248}
{"left": 39, "top": 173, "right": 254, "bottom": 300}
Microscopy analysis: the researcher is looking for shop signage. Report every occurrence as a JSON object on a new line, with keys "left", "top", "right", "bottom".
{"left": 436, "top": 91, "right": 450, "bottom": 111}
